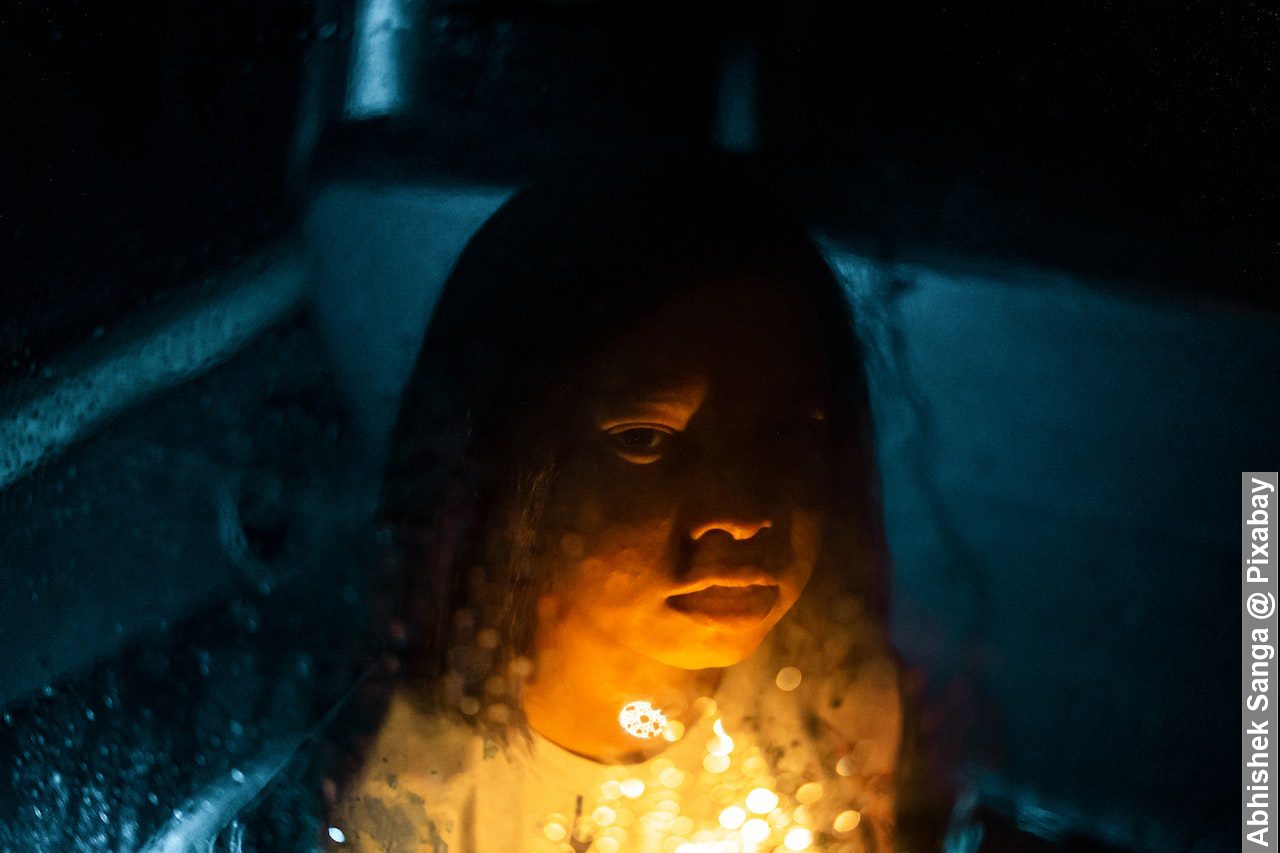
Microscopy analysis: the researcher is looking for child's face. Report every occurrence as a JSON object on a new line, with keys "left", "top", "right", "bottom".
{"left": 534, "top": 276, "right": 836, "bottom": 670}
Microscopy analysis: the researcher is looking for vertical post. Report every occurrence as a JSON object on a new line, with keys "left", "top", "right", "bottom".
{"left": 713, "top": 32, "right": 760, "bottom": 154}
{"left": 345, "top": 0, "right": 419, "bottom": 119}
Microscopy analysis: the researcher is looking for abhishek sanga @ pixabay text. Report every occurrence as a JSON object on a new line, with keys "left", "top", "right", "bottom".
{"left": 1245, "top": 472, "right": 1279, "bottom": 848}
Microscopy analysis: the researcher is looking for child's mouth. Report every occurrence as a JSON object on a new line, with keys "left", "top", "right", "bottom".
{"left": 665, "top": 584, "right": 779, "bottom": 627}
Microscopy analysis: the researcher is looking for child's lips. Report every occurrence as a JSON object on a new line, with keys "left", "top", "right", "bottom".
{"left": 665, "top": 583, "right": 780, "bottom": 627}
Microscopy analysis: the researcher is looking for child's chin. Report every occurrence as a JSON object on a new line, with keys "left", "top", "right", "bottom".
{"left": 653, "top": 634, "right": 766, "bottom": 671}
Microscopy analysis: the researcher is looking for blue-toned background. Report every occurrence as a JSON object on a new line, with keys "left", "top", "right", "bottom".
{"left": 3, "top": 3, "right": 1276, "bottom": 850}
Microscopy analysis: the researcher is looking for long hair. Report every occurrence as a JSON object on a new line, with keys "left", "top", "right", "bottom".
{"left": 377, "top": 158, "right": 893, "bottom": 736}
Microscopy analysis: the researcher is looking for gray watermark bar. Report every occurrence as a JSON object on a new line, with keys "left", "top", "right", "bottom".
{"left": 1245, "top": 472, "right": 1278, "bottom": 848}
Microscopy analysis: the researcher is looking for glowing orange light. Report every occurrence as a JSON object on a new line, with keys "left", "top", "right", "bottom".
{"left": 741, "top": 817, "right": 770, "bottom": 843}
{"left": 784, "top": 827, "right": 813, "bottom": 850}
{"left": 745, "top": 787, "right": 779, "bottom": 814}
{"left": 718, "top": 806, "right": 746, "bottom": 830}
{"left": 619, "top": 700, "right": 668, "bottom": 739}
{"left": 621, "top": 778, "right": 646, "bottom": 799}
{"left": 795, "top": 782, "right": 823, "bottom": 804}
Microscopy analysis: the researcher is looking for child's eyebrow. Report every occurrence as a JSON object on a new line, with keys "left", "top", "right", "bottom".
{"left": 592, "top": 380, "right": 709, "bottom": 431}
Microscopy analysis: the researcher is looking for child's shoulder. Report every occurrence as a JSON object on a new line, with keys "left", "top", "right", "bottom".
{"left": 368, "top": 690, "right": 482, "bottom": 782}
{"left": 328, "top": 690, "right": 490, "bottom": 851}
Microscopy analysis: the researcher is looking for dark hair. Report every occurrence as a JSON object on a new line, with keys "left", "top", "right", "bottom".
{"left": 377, "top": 158, "right": 891, "bottom": 727}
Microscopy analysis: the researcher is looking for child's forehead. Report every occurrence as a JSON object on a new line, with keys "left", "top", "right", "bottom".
{"left": 586, "top": 279, "right": 830, "bottom": 386}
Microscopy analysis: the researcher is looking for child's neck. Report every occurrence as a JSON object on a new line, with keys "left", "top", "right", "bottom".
{"left": 521, "top": 613, "right": 722, "bottom": 764}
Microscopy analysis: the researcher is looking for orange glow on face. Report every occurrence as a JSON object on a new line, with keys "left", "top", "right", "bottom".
{"left": 518, "top": 276, "right": 841, "bottom": 777}
{"left": 532, "top": 279, "right": 832, "bottom": 672}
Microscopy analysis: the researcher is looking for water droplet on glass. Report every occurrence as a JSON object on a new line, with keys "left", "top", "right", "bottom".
{"left": 775, "top": 667, "right": 802, "bottom": 691}
{"left": 833, "top": 810, "right": 861, "bottom": 833}
{"left": 718, "top": 806, "right": 746, "bottom": 830}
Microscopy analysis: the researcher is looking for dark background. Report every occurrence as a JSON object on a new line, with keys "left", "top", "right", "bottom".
{"left": 2, "top": 2, "right": 1277, "bottom": 850}
{"left": 4, "top": 1, "right": 1276, "bottom": 377}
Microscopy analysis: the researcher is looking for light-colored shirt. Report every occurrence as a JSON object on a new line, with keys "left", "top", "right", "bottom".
{"left": 330, "top": 634, "right": 902, "bottom": 853}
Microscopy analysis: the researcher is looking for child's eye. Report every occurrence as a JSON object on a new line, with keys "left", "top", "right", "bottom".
{"left": 604, "top": 425, "right": 675, "bottom": 463}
